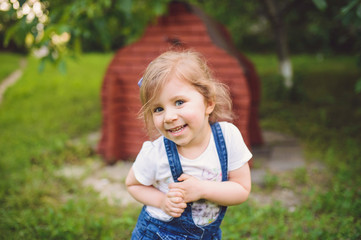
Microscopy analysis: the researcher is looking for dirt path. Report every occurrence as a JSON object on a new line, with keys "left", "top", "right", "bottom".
{"left": 59, "top": 130, "right": 325, "bottom": 209}
{"left": 0, "top": 58, "right": 27, "bottom": 105}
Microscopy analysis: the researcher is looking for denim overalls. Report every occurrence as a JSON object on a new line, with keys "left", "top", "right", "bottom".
{"left": 131, "top": 122, "right": 228, "bottom": 240}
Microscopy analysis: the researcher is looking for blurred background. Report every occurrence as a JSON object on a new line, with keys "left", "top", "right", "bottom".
{"left": 0, "top": 0, "right": 360, "bottom": 239}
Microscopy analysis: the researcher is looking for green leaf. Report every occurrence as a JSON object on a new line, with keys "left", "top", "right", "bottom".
{"left": 357, "top": 3, "right": 361, "bottom": 18}
{"left": 355, "top": 78, "right": 361, "bottom": 93}
{"left": 38, "top": 59, "right": 46, "bottom": 73}
{"left": 4, "top": 25, "right": 18, "bottom": 47}
{"left": 340, "top": 0, "right": 359, "bottom": 15}
{"left": 73, "top": 37, "right": 82, "bottom": 55}
{"left": 117, "top": 0, "right": 132, "bottom": 14}
{"left": 18, "top": 0, "right": 26, "bottom": 7}
{"left": 312, "top": 0, "right": 327, "bottom": 11}
{"left": 57, "top": 60, "right": 67, "bottom": 75}
{"left": 153, "top": 0, "right": 167, "bottom": 15}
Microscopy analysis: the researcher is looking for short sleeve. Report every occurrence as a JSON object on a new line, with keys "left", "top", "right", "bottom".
{"left": 220, "top": 122, "right": 253, "bottom": 171}
{"left": 132, "top": 141, "right": 157, "bottom": 186}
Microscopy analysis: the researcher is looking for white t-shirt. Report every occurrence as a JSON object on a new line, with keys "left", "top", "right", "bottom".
{"left": 132, "top": 122, "right": 252, "bottom": 225}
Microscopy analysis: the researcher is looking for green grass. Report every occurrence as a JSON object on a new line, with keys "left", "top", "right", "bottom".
{"left": 0, "top": 53, "right": 111, "bottom": 172}
{"left": 0, "top": 52, "right": 24, "bottom": 83}
{"left": 0, "top": 53, "right": 138, "bottom": 239}
{"left": 237, "top": 53, "right": 361, "bottom": 239}
{"left": 1, "top": 52, "right": 360, "bottom": 239}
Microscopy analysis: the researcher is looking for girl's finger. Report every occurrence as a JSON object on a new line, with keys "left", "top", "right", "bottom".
{"left": 167, "top": 189, "right": 184, "bottom": 198}
{"left": 169, "top": 207, "right": 185, "bottom": 217}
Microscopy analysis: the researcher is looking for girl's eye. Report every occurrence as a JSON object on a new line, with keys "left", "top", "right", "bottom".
{"left": 153, "top": 107, "right": 163, "bottom": 113}
{"left": 175, "top": 100, "right": 184, "bottom": 106}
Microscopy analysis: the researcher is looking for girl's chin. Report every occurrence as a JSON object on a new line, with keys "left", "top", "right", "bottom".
{"left": 166, "top": 134, "right": 189, "bottom": 146}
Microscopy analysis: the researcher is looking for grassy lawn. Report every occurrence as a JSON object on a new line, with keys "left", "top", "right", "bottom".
{"left": 0, "top": 52, "right": 360, "bottom": 239}
{"left": 0, "top": 52, "right": 24, "bottom": 84}
{"left": 223, "top": 53, "right": 361, "bottom": 239}
{"left": 0, "top": 53, "right": 137, "bottom": 239}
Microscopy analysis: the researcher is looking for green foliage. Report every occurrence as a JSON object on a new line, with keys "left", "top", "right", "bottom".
{"left": 195, "top": 0, "right": 358, "bottom": 54}
{"left": 339, "top": 0, "right": 361, "bottom": 93}
{"left": 339, "top": 0, "right": 361, "bottom": 26}
{"left": 2, "top": 0, "right": 171, "bottom": 65}
{"left": 292, "top": 167, "right": 308, "bottom": 185}
{"left": 2, "top": 0, "right": 360, "bottom": 56}
{"left": 312, "top": 0, "right": 327, "bottom": 11}
{"left": 263, "top": 172, "right": 279, "bottom": 191}
{"left": 190, "top": 1, "right": 269, "bottom": 52}
{"left": 313, "top": 0, "right": 361, "bottom": 92}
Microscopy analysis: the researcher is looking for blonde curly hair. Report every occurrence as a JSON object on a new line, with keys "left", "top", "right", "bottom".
{"left": 139, "top": 50, "right": 233, "bottom": 138}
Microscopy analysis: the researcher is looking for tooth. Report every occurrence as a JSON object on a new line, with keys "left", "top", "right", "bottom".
{"left": 171, "top": 126, "right": 183, "bottom": 132}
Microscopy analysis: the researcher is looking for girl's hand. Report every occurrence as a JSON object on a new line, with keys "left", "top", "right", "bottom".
{"left": 161, "top": 188, "right": 187, "bottom": 218}
{"left": 169, "top": 164, "right": 251, "bottom": 206}
{"left": 169, "top": 174, "right": 204, "bottom": 203}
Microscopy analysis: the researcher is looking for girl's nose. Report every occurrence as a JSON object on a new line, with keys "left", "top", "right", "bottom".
{"left": 164, "top": 109, "right": 178, "bottom": 123}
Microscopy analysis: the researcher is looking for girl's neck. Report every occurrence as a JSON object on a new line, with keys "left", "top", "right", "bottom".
{"left": 176, "top": 126, "right": 212, "bottom": 160}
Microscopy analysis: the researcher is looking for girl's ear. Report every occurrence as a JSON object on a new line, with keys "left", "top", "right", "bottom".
{"left": 205, "top": 99, "right": 216, "bottom": 115}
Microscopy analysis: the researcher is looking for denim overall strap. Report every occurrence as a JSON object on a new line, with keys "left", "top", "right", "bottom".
{"left": 211, "top": 122, "right": 228, "bottom": 181}
{"left": 163, "top": 137, "right": 183, "bottom": 183}
{"left": 162, "top": 122, "right": 228, "bottom": 239}
{"left": 131, "top": 123, "right": 229, "bottom": 239}
{"left": 164, "top": 122, "right": 228, "bottom": 181}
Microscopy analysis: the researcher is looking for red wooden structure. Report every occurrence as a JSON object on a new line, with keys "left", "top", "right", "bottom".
{"left": 98, "top": 2, "right": 263, "bottom": 164}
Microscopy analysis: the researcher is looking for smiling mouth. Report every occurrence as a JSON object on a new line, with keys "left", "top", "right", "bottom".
{"left": 168, "top": 124, "right": 187, "bottom": 134}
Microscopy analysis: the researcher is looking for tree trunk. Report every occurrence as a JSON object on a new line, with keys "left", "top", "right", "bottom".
{"left": 261, "top": 0, "right": 293, "bottom": 88}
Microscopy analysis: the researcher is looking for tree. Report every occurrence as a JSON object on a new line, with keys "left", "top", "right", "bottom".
{"left": 313, "top": 0, "right": 361, "bottom": 93}
{"left": 1, "top": 0, "right": 171, "bottom": 71}
{"left": 191, "top": 0, "right": 295, "bottom": 88}
{"left": 195, "top": 0, "right": 359, "bottom": 90}
{"left": 258, "top": 0, "right": 295, "bottom": 88}
{"left": 2, "top": 0, "right": 359, "bottom": 86}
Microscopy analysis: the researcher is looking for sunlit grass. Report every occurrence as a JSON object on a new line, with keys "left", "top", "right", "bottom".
{"left": 0, "top": 53, "right": 112, "bottom": 171}
{"left": 0, "top": 52, "right": 24, "bottom": 83}
{"left": 0, "top": 53, "right": 141, "bottom": 239}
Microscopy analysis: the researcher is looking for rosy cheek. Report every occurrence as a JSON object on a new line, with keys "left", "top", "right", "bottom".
{"left": 153, "top": 116, "right": 163, "bottom": 129}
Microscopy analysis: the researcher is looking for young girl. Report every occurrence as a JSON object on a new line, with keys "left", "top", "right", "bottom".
{"left": 126, "top": 50, "right": 252, "bottom": 239}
